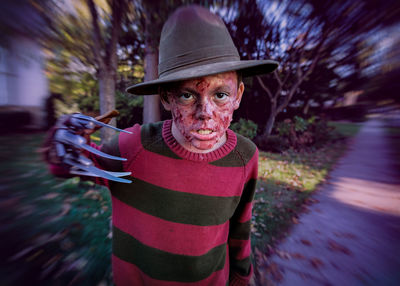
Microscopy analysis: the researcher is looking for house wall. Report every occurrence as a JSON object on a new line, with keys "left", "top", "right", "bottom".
{"left": 0, "top": 35, "right": 48, "bottom": 128}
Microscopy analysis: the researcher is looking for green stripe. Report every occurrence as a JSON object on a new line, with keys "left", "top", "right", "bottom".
{"left": 141, "top": 121, "right": 182, "bottom": 159}
{"left": 111, "top": 178, "right": 241, "bottom": 226}
{"left": 229, "top": 220, "right": 251, "bottom": 240}
{"left": 97, "top": 134, "right": 123, "bottom": 172}
{"left": 230, "top": 256, "right": 251, "bottom": 276}
{"left": 241, "top": 179, "right": 257, "bottom": 203}
{"left": 210, "top": 133, "right": 256, "bottom": 167}
{"left": 113, "top": 226, "right": 226, "bottom": 282}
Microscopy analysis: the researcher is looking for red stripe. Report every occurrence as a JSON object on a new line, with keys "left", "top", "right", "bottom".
{"left": 127, "top": 148, "right": 245, "bottom": 197}
{"left": 112, "top": 253, "right": 229, "bottom": 286}
{"left": 119, "top": 124, "right": 142, "bottom": 166}
{"left": 228, "top": 238, "right": 251, "bottom": 260}
{"left": 112, "top": 197, "right": 229, "bottom": 256}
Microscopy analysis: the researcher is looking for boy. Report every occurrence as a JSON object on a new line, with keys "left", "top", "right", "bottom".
{"left": 47, "top": 5, "right": 278, "bottom": 286}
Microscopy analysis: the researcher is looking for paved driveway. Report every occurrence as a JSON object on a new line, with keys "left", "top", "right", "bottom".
{"left": 259, "top": 118, "right": 400, "bottom": 286}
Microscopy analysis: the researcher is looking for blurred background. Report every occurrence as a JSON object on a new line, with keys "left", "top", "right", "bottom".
{"left": 0, "top": 0, "right": 399, "bottom": 285}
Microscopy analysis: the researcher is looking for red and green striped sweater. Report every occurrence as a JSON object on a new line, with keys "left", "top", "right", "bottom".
{"left": 63, "top": 119, "right": 258, "bottom": 285}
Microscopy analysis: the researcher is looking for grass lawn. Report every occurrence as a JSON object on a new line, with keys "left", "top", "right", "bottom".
{"left": 251, "top": 121, "right": 362, "bottom": 251}
{"left": 0, "top": 121, "right": 361, "bottom": 285}
{"left": 0, "top": 133, "right": 113, "bottom": 286}
{"left": 328, "top": 121, "right": 362, "bottom": 137}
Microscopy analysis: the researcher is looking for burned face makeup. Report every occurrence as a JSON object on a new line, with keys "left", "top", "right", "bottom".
{"left": 162, "top": 71, "right": 244, "bottom": 153}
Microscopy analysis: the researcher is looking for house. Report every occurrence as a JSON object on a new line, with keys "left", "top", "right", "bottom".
{"left": 0, "top": 0, "right": 49, "bottom": 130}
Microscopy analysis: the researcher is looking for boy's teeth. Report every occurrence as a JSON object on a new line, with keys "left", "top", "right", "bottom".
{"left": 197, "top": 129, "right": 212, "bottom": 135}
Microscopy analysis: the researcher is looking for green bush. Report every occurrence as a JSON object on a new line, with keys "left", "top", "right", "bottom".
{"left": 77, "top": 95, "right": 100, "bottom": 113}
{"left": 254, "top": 134, "right": 289, "bottom": 153}
{"left": 274, "top": 116, "right": 336, "bottom": 150}
{"left": 76, "top": 90, "right": 144, "bottom": 128}
{"left": 293, "top": 116, "right": 308, "bottom": 132}
{"left": 230, "top": 118, "right": 258, "bottom": 139}
{"left": 115, "top": 91, "right": 143, "bottom": 128}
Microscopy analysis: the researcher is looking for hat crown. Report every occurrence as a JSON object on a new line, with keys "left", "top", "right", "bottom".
{"left": 158, "top": 5, "right": 240, "bottom": 78}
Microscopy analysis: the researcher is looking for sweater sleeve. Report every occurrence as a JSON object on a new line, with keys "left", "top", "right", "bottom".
{"left": 228, "top": 148, "right": 258, "bottom": 286}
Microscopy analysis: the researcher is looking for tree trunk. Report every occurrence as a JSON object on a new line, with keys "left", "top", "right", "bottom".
{"left": 99, "top": 71, "right": 116, "bottom": 142}
{"left": 303, "top": 98, "right": 311, "bottom": 115}
{"left": 263, "top": 110, "right": 276, "bottom": 137}
{"left": 142, "top": 15, "right": 160, "bottom": 124}
{"left": 262, "top": 97, "right": 278, "bottom": 137}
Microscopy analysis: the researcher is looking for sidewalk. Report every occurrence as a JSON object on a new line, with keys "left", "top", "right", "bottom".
{"left": 260, "top": 118, "right": 400, "bottom": 286}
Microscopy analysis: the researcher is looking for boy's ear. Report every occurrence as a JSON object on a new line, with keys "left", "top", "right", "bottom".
{"left": 160, "top": 91, "right": 171, "bottom": 111}
{"left": 233, "top": 82, "right": 244, "bottom": 110}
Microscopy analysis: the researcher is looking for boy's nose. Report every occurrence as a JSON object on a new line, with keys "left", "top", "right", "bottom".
{"left": 195, "top": 99, "right": 214, "bottom": 119}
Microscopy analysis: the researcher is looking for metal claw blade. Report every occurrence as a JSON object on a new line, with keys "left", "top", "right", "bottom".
{"left": 65, "top": 158, "right": 132, "bottom": 183}
{"left": 70, "top": 169, "right": 132, "bottom": 178}
{"left": 73, "top": 114, "right": 132, "bottom": 134}
{"left": 81, "top": 143, "right": 127, "bottom": 161}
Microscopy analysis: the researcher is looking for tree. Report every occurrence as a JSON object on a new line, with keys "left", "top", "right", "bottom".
{"left": 36, "top": 0, "right": 136, "bottom": 141}
{"left": 86, "top": 0, "right": 128, "bottom": 141}
{"left": 228, "top": 0, "right": 399, "bottom": 137}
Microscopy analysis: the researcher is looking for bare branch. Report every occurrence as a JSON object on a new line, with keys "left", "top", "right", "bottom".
{"left": 276, "top": 81, "right": 299, "bottom": 114}
{"left": 86, "top": 0, "right": 104, "bottom": 69}
{"left": 256, "top": 75, "right": 273, "bottom": 100}
{"left": 106, "top": 0, "right": 125, "bottom": 70}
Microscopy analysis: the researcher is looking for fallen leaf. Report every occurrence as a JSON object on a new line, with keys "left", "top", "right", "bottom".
{"left": 333, "top": 232, "right": 357, "bottom": 239}
{"left": 9, "top": 246, "right": 35, "bottom": 261}
{"left": 276, "top": 250, "right": 291, "bottom": 260}
{"left": 26, "top": 249, "right": 44, "bottom": 262}
{"left": 83, "top": 189, "right": 96, "bottom": 198}
{"left": 254, "top": 247, "right": 266, "bottom": 266}
{"left": 291, "top": 252, "right": 305, "bottom": 259}
{"left": 327, "top": 239, "right": 352, "bottom": 255}
{"left": 300, "top": 239, "right": 312, "bottom": 246}
{"left": 310, "top": 257, "right": 324, "bottom": 268}
{"left": 0, "top": 196, "right": 21, "bottom": 208}
{"left": 41, "top": 192, "right": 59, "bottom": 200}
{"left": 266, "top": 262, "right": 283, "bottom": 282}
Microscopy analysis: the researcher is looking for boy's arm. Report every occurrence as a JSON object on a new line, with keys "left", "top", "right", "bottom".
{"left": 228, "top": 149, "right": 258, "bottom": 286}
{"left": 43, "top": 111, "right": 130, "bottom": 185}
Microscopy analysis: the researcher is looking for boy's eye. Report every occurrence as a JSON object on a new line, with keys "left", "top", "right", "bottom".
{"left": 179, "top": 93, "right": 194, "bottom": 101}
{"left": 215, "top": 92, "right": 228, "bottom": 101}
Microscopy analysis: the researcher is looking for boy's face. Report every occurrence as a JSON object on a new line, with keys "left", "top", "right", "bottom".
{"left": 162, "top": 71, "right": 244, "bottom": 152}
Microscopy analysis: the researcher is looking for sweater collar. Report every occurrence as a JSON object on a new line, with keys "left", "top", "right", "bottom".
{"left": 162, "top": 120, "right": 237, "bottom": 162}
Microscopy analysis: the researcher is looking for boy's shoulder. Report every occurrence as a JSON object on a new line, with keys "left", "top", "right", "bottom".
{"left": 233, "top": 131, "right": 258, "bottom": 154}
{"left": 140, "top": 121, "right": 164, "bottom": 141}
{"left": 210, "top": 130, "right": 257, "bottom": 167}
{"left": 139, "top": 120, "right": 181, "bottom": 159}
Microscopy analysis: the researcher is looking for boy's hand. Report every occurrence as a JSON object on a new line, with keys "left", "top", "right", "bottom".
{"left": 42, "top": 111, "right": 132, "bottom": 183}
{"left": 82, "top": 109, "right": 120, "bottom": 141}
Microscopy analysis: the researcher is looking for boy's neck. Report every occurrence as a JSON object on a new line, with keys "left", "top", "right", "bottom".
{"left": 171, "top": 121, "right": 227, "bottom": 154}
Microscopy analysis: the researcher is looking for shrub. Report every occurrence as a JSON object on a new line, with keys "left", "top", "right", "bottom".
{"left": 274, "top": 116, "right": 336, "bottom": 150}
{"left": 254, "top": 134, "right": 289, "bottom": 153}
{"left": 230, "top": 118, "right": 258, "bottom": 139}
{"left": 115, "top": 91, "right": 143, "bottom": 128}
{"left": 77, "top": 94, "right": 100, "bottom": 114}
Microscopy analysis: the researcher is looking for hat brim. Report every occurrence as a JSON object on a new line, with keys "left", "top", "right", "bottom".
{"left": 126, "top": 59, "right": 279, "bottom": 95}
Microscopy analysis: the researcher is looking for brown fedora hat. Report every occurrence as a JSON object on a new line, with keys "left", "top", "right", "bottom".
{"left": 126, "top": 5, "right": 279, "bottom": 95}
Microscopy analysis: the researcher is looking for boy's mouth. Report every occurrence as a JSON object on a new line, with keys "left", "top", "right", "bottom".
{"left": 196, "top": 129, "right": 213, "bottom": 135}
